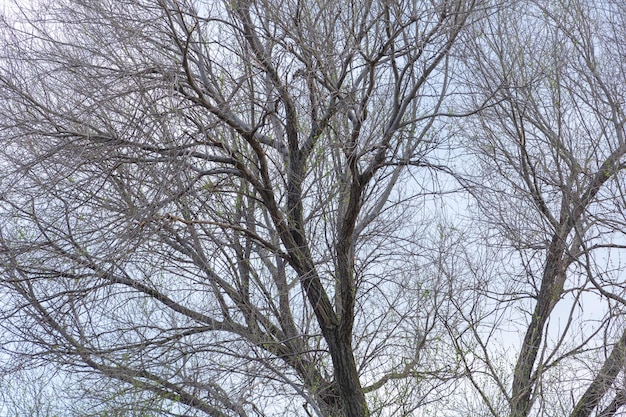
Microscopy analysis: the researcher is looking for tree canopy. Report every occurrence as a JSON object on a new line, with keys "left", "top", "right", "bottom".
{"left": 1, "top": 1, "right": 626, "bottom": 417}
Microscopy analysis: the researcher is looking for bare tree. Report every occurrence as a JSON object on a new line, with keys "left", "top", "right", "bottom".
{"left": 0, "top": 0, "right": 480, "bottom": 416}
{"left": 456, "top": 1, "right": 626, "bottom": 417}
